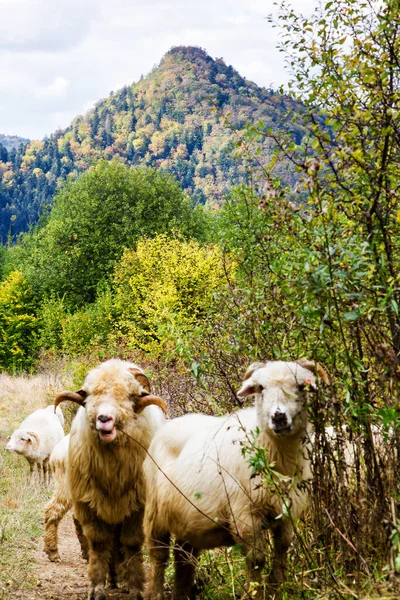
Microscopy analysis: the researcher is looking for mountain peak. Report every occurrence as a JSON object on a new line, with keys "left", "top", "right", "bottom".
{"left": 163, "top": 45, "right": 213, "bottom": 63}
{"left": 153, "top": 45, "right": 249, "bottom": 94}
{"left": 0, "top": 47, "right": 301, "bottom": 240}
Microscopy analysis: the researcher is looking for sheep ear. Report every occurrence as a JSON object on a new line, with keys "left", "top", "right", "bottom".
{"left": 26, "top": 431, "right": 40, "bottom": 450}
{"left": 134, "top": 393, "right": 167, "bottom": 416}
{"left": 54, "top": 390, "right": 87, "bottom": 411}
{"left": 295, "top": 359, "right": 329, "bottom": 385}
{"left": 237, "top": 381, "right": 262, "bottom": 398}
{"left": 129, "top": 368, "right": 151, "bottom": 393}
{"left": 243, "top": 362, "right": 267, "bottom": 380}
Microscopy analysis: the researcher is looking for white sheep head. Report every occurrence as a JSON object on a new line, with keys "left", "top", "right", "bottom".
{"left": 54, "top": 359, "right": 167, "bottom": 445}
{"left": 237, "top": 360, "right": 329, "bottom": 436}
{"left": 6, "top": 429, "right": 40, "bottom": 456}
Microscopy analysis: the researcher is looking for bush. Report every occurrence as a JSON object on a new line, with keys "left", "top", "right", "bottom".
{"left": 113, "top": 234, "right": 228, "bottom": 354}
{"left": 0, "top": 271, "right": 39, "bottom": 372}
{"left": 61, "top": 288, "right": 115, "bottom": 357}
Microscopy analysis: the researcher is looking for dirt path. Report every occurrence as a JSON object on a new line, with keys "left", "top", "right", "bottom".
{"left": 11, "top": 514, "right": 142, "bottom": 600}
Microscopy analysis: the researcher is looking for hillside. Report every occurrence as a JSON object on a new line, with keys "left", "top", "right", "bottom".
{"left": 0, "top": 133, "right": 30, "bottom": 152}
{"left": 0, "top": 46, "right": 304, "bottom": 241}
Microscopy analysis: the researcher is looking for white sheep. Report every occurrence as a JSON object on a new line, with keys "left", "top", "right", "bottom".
{"left": 54, "top": 359, "right": 167, "bottom": 600}
{"left": 43, "top": 433, "right": 89, "bottom": 563}
{"left": 144, "top": 359, "right": 328, "bottom": 600}
{"left": 6, "top": 404, "right": 64, "bottom": 483}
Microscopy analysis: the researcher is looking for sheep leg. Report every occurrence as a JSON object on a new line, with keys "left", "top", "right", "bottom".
{"left": 239, "top": 527, "right": 266, "bottom": 600}
{"left": 119, "top": 511, "right": 145, "bottom": 598}
{"left": 43, "top": 493, "right": 72, "bottom": 562}
{"left": 146, "top": 529, "right": 171, "bottom": 600}
{"left": 28, "top": 460, "right": 37, "bottom": 483}
{"left": 268, "top": 519, "right": 293, "bottom": 586}
{"left": 87, "top": 534, "right": 114, "bottom": 600}
{"left": 37, "top": 462, "right": 45, "bottom": 485}
{"left": 76, "top": 504, "right": 114, "bottom": 600}
{"left": 43, "top": 458, "right": 50, "bottom": 485}
{"left": 73, "top": 515, "right": 89, "bottom": 561}
{"left": 173, "top": 540, "right": 199, "bottom": 600}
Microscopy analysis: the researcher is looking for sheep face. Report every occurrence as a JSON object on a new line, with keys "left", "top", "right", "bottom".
{"left": 6, "top": 429, "right": 39, "bottom": 456}
{"left": 237, "top": 361, "right": 318, "bottom": 437}
{"left": 85, "top": 383, "right": 143, "bottom": 445}
{"left": 54, "top": 359, "right": 167, "bottom": 445}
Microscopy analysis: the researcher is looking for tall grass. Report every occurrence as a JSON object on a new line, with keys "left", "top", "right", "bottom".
{"left": 0, "top": 370, "right": 68, "bottom": 598}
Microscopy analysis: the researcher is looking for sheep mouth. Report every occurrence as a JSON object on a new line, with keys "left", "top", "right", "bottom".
{"left": 271, "top": 424, "right": 292, "bottom": 435}
{"left": 96, "top": 424, "right": 117, "bottom": 443}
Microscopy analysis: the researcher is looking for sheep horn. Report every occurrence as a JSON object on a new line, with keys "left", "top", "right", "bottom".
{"left": 295, "top": 359, "right": 329, "bottom": 384}
{"left": 54, "top": 390, "right": 87, "bottom": 411}
{"left": 134, "top": 394, "right": 167, "bottom": 416}
{"left": 129, "top": 368, "right": 151, "bottom": 392}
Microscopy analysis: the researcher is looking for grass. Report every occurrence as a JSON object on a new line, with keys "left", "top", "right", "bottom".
{"left": 0, "top": 449, "right": 51, "bottom": 599}
{"left": 0, "top": 371, "right": 64, "bottom": 599}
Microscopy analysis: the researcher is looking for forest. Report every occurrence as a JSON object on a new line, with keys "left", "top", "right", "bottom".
{"left": 0, "top": 45, "right": 303, "bottom": 241}
{"left": 0, "top": 1, "right": 400, "bottom": 599}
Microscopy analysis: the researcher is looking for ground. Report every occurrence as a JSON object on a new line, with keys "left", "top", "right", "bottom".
{"left": 8, "top": 513, "right": 140, "bottom": 600}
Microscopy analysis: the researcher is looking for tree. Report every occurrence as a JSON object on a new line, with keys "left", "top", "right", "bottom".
{"left": 8, "top": 161, "right": 210, "bottom": 306}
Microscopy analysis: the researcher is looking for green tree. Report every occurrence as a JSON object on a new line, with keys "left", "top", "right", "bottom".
{"left": 8, "top": 161, "right": 209, "bottom": 306}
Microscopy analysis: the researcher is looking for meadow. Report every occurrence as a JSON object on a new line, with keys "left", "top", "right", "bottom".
{"left": 0, "top": 357, "right": 399, "bottom": 600}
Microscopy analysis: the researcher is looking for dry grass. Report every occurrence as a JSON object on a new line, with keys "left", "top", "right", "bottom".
{"left": 0, "top": 372, "right": 64, "bottom": 433}
{"left": 0, "top": 445, "right": 52, "bottom": 598}
{"left": 0, "top": 369, "right": 67, "bottom": 599}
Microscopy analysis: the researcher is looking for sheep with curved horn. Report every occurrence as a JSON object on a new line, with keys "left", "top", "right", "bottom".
{"left": 55, "top": 359, "right": 167, "bottom": 600}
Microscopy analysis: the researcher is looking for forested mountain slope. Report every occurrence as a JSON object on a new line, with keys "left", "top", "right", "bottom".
{"left": 0, "top": 46, "right": 303, "bottom": 241}
{"left": 0, "top": 134, "right": 30, "bottom": 152}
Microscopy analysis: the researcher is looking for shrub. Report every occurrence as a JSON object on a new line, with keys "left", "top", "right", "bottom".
{"left": 61, "top": 288, "right": 115, "bottom": 357}
{"left": 0, "top": 271, "right": 39, "bottom": 372}
{"left": 113, "top": 234, "right": 228, "bottom": 354}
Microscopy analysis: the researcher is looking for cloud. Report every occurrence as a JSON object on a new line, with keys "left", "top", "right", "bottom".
{"left": 0, "top": 0, "right": 99, "bottom": 52}
{"left": 0, "top": 0, "right": 317, "bottom": 139}
{"left": 35, "top": 76, "right": 70, "bottom": 100}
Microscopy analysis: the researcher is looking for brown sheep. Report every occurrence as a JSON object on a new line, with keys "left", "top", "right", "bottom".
{"left": 55, "top": 359, "right": 167, "bottom": 600}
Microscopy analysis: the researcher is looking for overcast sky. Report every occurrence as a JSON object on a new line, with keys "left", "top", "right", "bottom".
{"left": 0, "top": 0, "right": 316, "bottom": 141}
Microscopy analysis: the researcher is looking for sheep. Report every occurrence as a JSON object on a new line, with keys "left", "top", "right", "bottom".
{"left": 54, "top": 358, "right": 167, "bottom": 600}
{"left": 43, "top": 433, "right": 89, "bottom": 563}
{"left": 6, "top": 404, "right": 64, "bottom": 484}
{"left": 144, "top": 359, "right": 328, "bottom": 600}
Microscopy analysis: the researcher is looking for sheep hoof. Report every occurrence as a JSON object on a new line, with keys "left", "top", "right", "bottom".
{"left": 45, "top": 551, "right": 61, "bottom": 562}
{"left": 88, "top": 591, "right": 106, "bottom": 600}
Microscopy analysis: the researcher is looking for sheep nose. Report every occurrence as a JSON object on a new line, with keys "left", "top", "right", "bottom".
{"left": 98, "top": 414, "right": 113, "bottom": 423}
{"left": 272, "top": 411, "right": 287, "bottom": 425}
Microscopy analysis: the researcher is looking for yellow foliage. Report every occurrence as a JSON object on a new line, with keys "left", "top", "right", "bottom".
{"left": 0, "top": 271, "right": 38, "bottom": 370}
{"left": 113, "top": 234, "right": 229, "bottom": 353}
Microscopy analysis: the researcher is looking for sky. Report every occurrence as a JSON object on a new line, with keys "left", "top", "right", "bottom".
{"left": 0, "top": 0, "right": 316, "bottom": 141}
